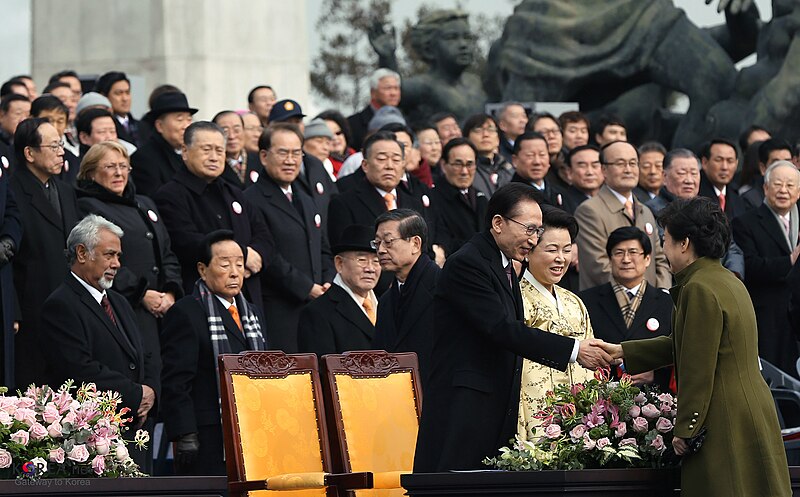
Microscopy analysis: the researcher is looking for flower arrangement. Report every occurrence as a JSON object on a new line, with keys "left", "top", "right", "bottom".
{"left": 0, "top": 380, "right": 148, "bottom": 479}
{"left": 484, "top": 368, "right": 678, "bottom": 471}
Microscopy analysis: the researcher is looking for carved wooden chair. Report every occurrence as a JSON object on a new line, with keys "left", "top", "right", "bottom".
{"left": 219, "top": 351, "right": 373, "bottom": 497}
{"left": 320, "top": 350, "right": 423, "bottom": 497}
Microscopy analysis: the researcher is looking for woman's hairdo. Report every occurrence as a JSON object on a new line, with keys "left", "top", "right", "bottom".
{"left": 657, "top": 197, "right": 730, "bottom": 259}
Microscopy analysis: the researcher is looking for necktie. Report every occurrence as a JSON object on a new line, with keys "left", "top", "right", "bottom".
{"left": 626, "top": 290, "right": 636, "bottom": 302}
{"left": 504, "top": 261, "right": 514, "bottom": 289}
{"left": 285, "top": 191, "right": 293, "bottom": 203}
{"left": 718, "top": 193, "right": 726, "bottom": 212}
{"left": 384, "top": 192, "right": 395, "bottom": 211}
{"left": 228, "top": 305, "right": 243, "bottom": 331}
{"left": 362, "top": 298, "right": 376, "bottom": 325}
{"left": 782, "top": 216, "right": 790, "bottom": 236}
{"left": 101, "top": 295, "right": 117, "bottom": 327}
{"left": 624, "top": 199, "right": 634, "bottom": 220}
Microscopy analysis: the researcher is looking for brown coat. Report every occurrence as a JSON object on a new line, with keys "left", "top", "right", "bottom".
{"left": 623, "top": 258, "right": 790, "bottom": 497}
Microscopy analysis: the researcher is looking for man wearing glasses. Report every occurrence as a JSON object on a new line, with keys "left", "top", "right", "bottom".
{"left": 414, "top": 182, "right": 614, "bottom": 472}
{"left": 11, "top": 118, "right": 80, "bottom": 389}
{"left": 574, "top": 140, "right": 670, "bottom": 290}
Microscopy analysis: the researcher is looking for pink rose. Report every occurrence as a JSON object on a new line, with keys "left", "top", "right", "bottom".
{"left": 61, "top": 411, "right": 77, "bottom": 426}
{"left": 13, "top": 407, "right": 37, "bottom": 426}
{"left": 632, "top": 416, "right": 649, "bottom": 433}
{"left": 582, "top": 434, "right": 596, "bottom": 450}
{"left": 42, "top": 404, "right": 61, "bottom": 424}
{"left": 0, "top": 449, "right": 11, "bottom": 468}
{"left": 47, "top": 421, "right": 63, "bottom": 439}
{"left": 650, "top": 434, "right": 665, "bottom": 453}
{"left": 629, "top": 405, "right": 641, "bottom": 418}
{"left": 93, "top": 437, "right": 111, "bottom": 456}
{"left": 15, "top": 397, "right": 34, "bottom": 409}
{"left": 49, "top": 447, "right": 65, "bottom": 464}
{"left": 656, "top": 417, "right": 674, "bottom": 433}
{"left": 544, "top": 423, "right": 562, "bottom": 439}
{"left": 67, "top": 444, "right": 89, "bottom": 463}
{"left": 615, "top": 422, "right": 627, "bottom": 438}
{"left": 29, "top": 422, "right": 48, "bottom": 441}
{"left": 91, "top": 454, "right": 106, "bottom": 475}
{"left": 657, "top": 393, "right": 674, "bottom": 404}
{"left": 619, "top": 437, "right": 638, "bottom": 447}
{"left": 596, "top": 437, "right": 611, "bottom": 449}
{"left": 0, "top": 411, "right": 12, "bottom": 427}
{"left": 0, "top": 396, "right": 17, "bottom": 414}
{"left": 114, "top": 444, "right": 129, "bottom": 462}
{"left": 660, "top": 402, "right": 672, "bottom": 413}
{"left": 10, "top": 429, "right": 29, "bottom": 446}
{"left": 634, "top": 393, "right": 647, "bottom": 404}
{"left": 641, "top": 403, "right": 660, "bottom": 419}
{"left": 569, "top": 424, "right": 587, "bottom": 441}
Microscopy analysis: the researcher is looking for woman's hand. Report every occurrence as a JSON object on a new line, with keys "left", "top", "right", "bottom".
{"left": 672, "top": 436, "right": 689, "bottom": 456}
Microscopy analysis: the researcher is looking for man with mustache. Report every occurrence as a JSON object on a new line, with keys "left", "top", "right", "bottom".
{"left": 40, "top": 214, "right": 159, "bottom": 473}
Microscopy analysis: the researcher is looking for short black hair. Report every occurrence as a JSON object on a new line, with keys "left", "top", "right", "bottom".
{"left": 247, "top": 85, "right": 274, "bottom": 104}
{"left": 566, "top": 144, "right": 600, "bottom": 168}
{"left": 31, "top": 95, "right": 69, "bottom": 118}
{"left": 758, "top": 138, "right": 793, "bottom": 165}
{"left": 700, "top": 138, "right": 739, "bottom": 160}
{"left": 184, "top": 121, "right": 225, "bottom": 148}
{"left": 76, "top": 108, "right": 114, "bottom": 136}
{"left": 212, "top": 110, "right": 244, "bottom": 126}
{"left": 42, "top": 81, "right": 71, "bottom": 95}
{"left": 363, "top": 130, "right": 401, "bottom": 159}
{"left": 13, "top": 117, "right": 49, "bottom": 166}
{"left": 528, "top": 112, "right": 559, "bottom": 132}
{"left": 442, "top": 136, "right": 478, "bottom": 164}
{"left": 430, "top": 112, "right": 458, "bottom": 125}
{"left": 558, "top": 111, "right": 590, "bottom": 129}
{"left": 374, "top": 208, "right": 427, "bottom": 249}
{"left": 1, "top": 93, "right": 30, "bottom": 113}
{"left": 0, "top": 77, "right": 28, "bottom": 97}
{"left": 94, "top": 71, "right": 129, "bottom": 95}
{"left": 48, "top": 70, "right": 79, "bottom": 85}
{"left": 486, "top": 183, "right": 544, "bottom": 225}
{"left": 638, "top": 141, "right": 667, "bottom": 156}
{"left": 259, "top": 122, "right": 304, "bottom": 151}
{"left": 539, "top": 205, "right": 579, "bottom": 243}
{"left": 197, "top": 229, "right": 238, "bottom": 266}
{"left": 378, "top": 122, "right": 415, "bottom": 143}
{"left": 594, "top": 114, "right": 626, "bottom": 137}
{"left": 461, "top": 113, "right": 496, "bottom": 137}
{"left": 658, "top": 197, "right": 730, "bottom": 259}
{"left": 599, "top": 140, "right": 638, "bottom": 165}
{"left": 738, "top": 124, "right": 770, "bottom": 152}
{"left": 315, "top": 109, "right": 351, "bottom": 148}
{"left": 605, "top": 226, "right": 652, "bottom": 257}
{"left": 512, "top": 131, "right": 547, "bottom": 156}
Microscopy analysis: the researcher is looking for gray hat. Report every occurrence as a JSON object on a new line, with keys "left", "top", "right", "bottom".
{"left": 76, "top": 92, "right": 112, "bottom": 116}
{"left": 304, "top": 118, "right": 334, "bottom": 140}
{"left": 367, "top": 106, "right": 406, "bottom": 132}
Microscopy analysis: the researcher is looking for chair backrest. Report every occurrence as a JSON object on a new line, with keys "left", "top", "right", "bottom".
{"left": 219, "top": 351, "right": 333, "bottom": 497}
{"left": 761, "top": 358, "right": 800, "bottom": 391}
{"left": 321, "top": 350, "right": 422, "bottom": 496}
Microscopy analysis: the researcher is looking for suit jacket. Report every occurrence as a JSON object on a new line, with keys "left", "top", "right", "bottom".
{"left": 294, "top": 154, "right": 338, "bottom": 235}
{"left": 431, "top": 181, "right": 487, "bottom": 256}
{"left": 574, "top": 185, "right": 671, "bottom": 290}
{"left": 114, "top": 113, "right": 141, "bottom": 147}
{"left": 0, "top": 170, "right": 21, "bottom": 387}
{"left": 510, "top": 173, "right": 567, "bottom": 209}
{"left": 561, "top": 185, "right": 592, "bottom": 215}
{"left": 580, "top": 282, "right": 673, "bottom": 391}
{"left": 130, "top": 132, "right": 186, "bottom": 197}
{"left": 346, "top": 104, "right": 374, "bottom": 151}
{"left": 632, "top": 185, "right": 656, "bottom": 204}
{"left": 244, "top": 174, "right": 335, "bottom": 352}
{"left": 219, "top": 151, "right": 263, "bottom": 191}
{"left": 373, "top": 254, "right": 439, "bottom": 387}
{"left": 413, "top": 231, "right": 575, "bottom": 472}
{"left": 41, "top": 276, "right": 160, "bottom": 420}
{"left": 732, "top": 203, "right": 799, "bottom": 376}
{"left": 153, "top": 166, "right": 275, "bottom": 307}
{"left": 11, "top": 166, "right": 80, "bottom": 388}
{"left": 297, "top": 283, "right": 375, "bottom": 357}
{"left": 698, "top": 171, "right": 746, "bottom": 221}
{"left": 741, "top": 181, "right": 764, "bottom": 211}
{"left": 472, "top": 154, "right": 514, "bottom": 199}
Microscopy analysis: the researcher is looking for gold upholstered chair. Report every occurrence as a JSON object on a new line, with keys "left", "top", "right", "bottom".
{"left": 321, "top": 350, "right": 423, "bottom": 497}
{"left": 219, "top": 351, "right": 373, "bottom": 497}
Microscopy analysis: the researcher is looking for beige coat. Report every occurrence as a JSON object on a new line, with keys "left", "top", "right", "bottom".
{"left": 623, "top": 258, "right": 790, "bottom": 497}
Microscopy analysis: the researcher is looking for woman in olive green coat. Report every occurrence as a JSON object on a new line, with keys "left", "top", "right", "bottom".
{"left": 603, "top": 197, "right": 791, "bottom": 497}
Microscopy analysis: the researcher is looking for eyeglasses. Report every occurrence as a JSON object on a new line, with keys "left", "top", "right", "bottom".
{"left": 605, "top": 159, "right": 639, "bottom": 169}
{"left": 611, "top": 249, "right": 645, "bottom": 259}
{"left": 32, "top": 142, "right": 65, "bottom": 153}
{"left": 348, "top": 256, "right": 380, "bottom": 268}
{"left": 503, "top": 216, "right": 545, "bottom": 237}
{"left": 270, "top": 148, "right": 303, "bottom": 161}
{"left": 100, "top": 164, "right": 132, "bottom": 174}
{"left": 221, "top": 125, "right": 244, "bottom": 136}
{"left": 370, "top": 236, "right": 409, "bottom": 250}
{"left": 470, "top": 126, "right": 498, "bottom": 135}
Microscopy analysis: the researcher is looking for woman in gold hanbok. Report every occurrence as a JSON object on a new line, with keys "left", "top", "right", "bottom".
{"left": 517, "top": 207, "right": 595, "bottom": 441}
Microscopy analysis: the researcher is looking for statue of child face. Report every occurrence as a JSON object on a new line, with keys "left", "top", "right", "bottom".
{"left": 433, "top": 19, "right": 475, "bottom": 73}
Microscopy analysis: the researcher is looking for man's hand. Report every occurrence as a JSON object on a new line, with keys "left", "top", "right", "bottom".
{"left": 175, "top": 432, "right": 200, "bottom": 473}
{"left": 630, "top": 370, "right": 655, "bottom": 386}
{"left": 154, "top": 292, "right": 176, "bottom": 315}
{"left": 433, "top": 244, "right": 446, "bottom": 267}
{"left": 576, "top": 338, "right": 614, "bottom": 369}
{"left": 672, "top": 436, "right": 688, "bottom": 456}
{"left": 246, "top": 247, "right": 263, "bottom": 274}
{"left": 308, "top": 284, "right": 328, "bottom": 299}
{"left": 142, "top": 290, "right": 164, "bottom": 317}
{"left": 138, "top": 385, "right": 156, "bottom": 419}
{"left": 597, "top": 341, "right": 625, "bottom": 360}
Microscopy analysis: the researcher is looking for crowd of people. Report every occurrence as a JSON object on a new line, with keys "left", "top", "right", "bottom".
{"left": 0, "top": 65, "right": 797, "bottom": 488}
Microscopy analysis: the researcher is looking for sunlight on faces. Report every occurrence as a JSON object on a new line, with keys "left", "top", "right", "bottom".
{"left": 492, "top": 200, "right": 542, "bottom": 262}
{"left": 563, "top": 122, "right": 589, "bottom": 150}
{"left": 468, "top": 118, "right": 499, "bottom": 155}
{"left": 335, "top": 251, "right": 381, "bottom": 297}
{"left": 261, "top": 129, "right": 302, "bottom": 187}
{"left": 156, "top": 111, "right": 193, "bottom": 149}
{"left": 663, "top": 157, "right": 700, "bottom": 199}
{"left": 499, "top": 104, "right": 527, "bottom": 140}
{"left": 25, "top": 122, "right": 64, "bottom": 178}
{"left": 363, "top": 139, "right": 404, "bottom": 191}
{"left": 701, "top": 143, "right": 737, "bottom": 189}
{"left": 81, "top": 116, "right": 117, "bottom": 147}
{"left": 513, "top": 137, "right": 550, "bottom": 184}
{"left": 602, "top": 142, "right": 639, "bottom": 194}
{"left": 527, "top": 227, "right": 572, "bottom": 291}
{"left": 90, "top": 148, "right": 130, "bottom": 196}
{"left": 375, "top": 220, "right": 421, "bottom": 275}
{"left": 76, "top": 229, "right": 122, "bottom": 292}
{"left": 37, "top": 109, "right": 68, "bottom": 137}
{"left": 250, "top": 88, "right": 276, "bottom": 121}
{"left": 609, "top": 239, "right": 650, "bottom": 288}
{"left": 442, "top": 143, "right": 477, "bottom": 189}
{"left": 182, "top": 129, "right": 225, "bottom": 182}
{"left": 108, "top": 80, "right": 131, "bottom": 115}
{"left": 0, "top": 100, "right": 30, "bottom": 136}
{"left": 198, "top": 240, "right": 244, "bottom": 301}
{"left": 417, "top": 128, "right": 442, "bottom": 165}
{"left": 323, "top": 119, "right": 347, "bottom": 156}
{"left": 567, "top": 148, "right": 603, "bottom": 194}
{"left": 372, "top": 76, "right": 401, "bottom": 107}
{"left": 764, "top": 163, "right": 800, "bottom": 215}
{"left": 638, "top": 151, "right": 664, "bottom": 193}
{"left": 216, "top": 113, "right": 244, "bottom": 157}
{"left": 596, "top": 125, "right": 627, "bottom": 146}
{"left": 532, "top": 117, "right": 562, "bottom": 156}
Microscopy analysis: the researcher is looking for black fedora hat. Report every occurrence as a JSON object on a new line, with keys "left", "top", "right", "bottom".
{"left": 333, "top": 225, "right": 376, "bottom": 255}
{"left": 142, "top": 91, "right": 198, "bottom": 123}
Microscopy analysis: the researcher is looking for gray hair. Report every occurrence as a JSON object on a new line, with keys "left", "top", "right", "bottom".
{"left": 370, "top": 68, "right": 401, "bottom": 91}
{"left": 497, "top": 101, "right": 525, "bottom": 122}
{"left": 663, "top": 148, "right": 700, "bottom": 171}
{"left": 764, "top": 160, "right": 800, "bottom": 184}
{"left": 66, "top": 214, "right": 124, "bottom": 265}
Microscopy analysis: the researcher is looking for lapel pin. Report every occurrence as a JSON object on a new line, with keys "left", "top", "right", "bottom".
{"left": 422, "top": 194, "right": 430, "bottom": 207}
{"left": 316, "top": 182, "right": 324, "bottom": 195}
{"left": 646, "top": 318, "right": 659, "bottom": 332}
{"left": 314, "top": 214, "right": 321, "bottom": 228}
{"left": 1, "top": 156, "right": 8, "bottom": 168}
{"left": 250, "top": 170, "right": 259, "bottom": 183}
{"left": 147, "top": 209, "right": 158, "bottom": 222}
{"left": 645, "top": 222, "right": 654, "bottom": 235}
{"left": 232, "top": 201, "right": 243, "bottom": 215}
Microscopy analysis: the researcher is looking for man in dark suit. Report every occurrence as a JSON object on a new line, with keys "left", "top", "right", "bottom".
{"left": 0, "top": 161, "right": 20, "bottom": 389}
{"left": 561, "top": 145, "right": 603, "bottom": 215}
{"left": 742, "top": 139, "right": 794, "bottom": 211}
{"left": 733, "top": 160, "right": 800, "bottom": 377}
{"left": 160, "top": 230, "right": 268, "bottom": 476}
{"left": 244, "top": 123, "right": 335, "bottom": 352}
{"left": 431, "top": 137, "right": 487, "bottom": 256}
{"left": 153, "top": 121, "right": 274, "bottom": 309}
{"left": 297, "top": 225, "right": 380, "bottom": 357}
{"left": 347, "top": 68, "right": 401, "bottom": 150}
{"left": 213, "top": 110, "right": 262, "bottom": 190}
{"left": 41, "top": 214, "right": 160, "bottom": 472}
{"left": 413, "top": 183, "right": 613, "bottom": 472}
{"left": 130, "top": 92, "right": 197, "bottom": 197}
{"left": 580, "top": 227, "right": 673, "bottom": 392}
{"left": 698, "top": 138, "right": 745, "bottom": 221}
{"left": 11, "top": 118, "right": 80, "bottom": 389}
{"left": 510, "top": 131, "right": 567, "bottom": 209}
{"left": 496, "top": 102, "right": 528, "bottom": 163}
{"left": 373, "top": 209, "right": 439, "bottom": 387}
{"left": 94, "top": 71, "right": 141, "bottom": 147}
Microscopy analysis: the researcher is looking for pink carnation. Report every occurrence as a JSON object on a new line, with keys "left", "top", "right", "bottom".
{"left": 91, "top": 454, "right": 106, "bottom": 475}
{"left": 655, "top": 417, "right": 674, "bottom": 433}
{"left": 632, "top": 416, "right": 649, "bottom": 433}
{"left": 49, "top": 447, "right": 65, "bottom": 464}
{"left": 67, "top": 444, "right": 89, "bottom": 463}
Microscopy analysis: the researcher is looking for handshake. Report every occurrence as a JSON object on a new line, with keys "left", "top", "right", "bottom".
{"left": 576, "top": 339, "right": 624, "bottom": 370}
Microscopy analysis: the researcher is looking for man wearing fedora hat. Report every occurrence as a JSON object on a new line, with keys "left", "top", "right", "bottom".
{"left": 130, "top": 91, "right": 197, "bottom": 197}
{"left": 297, "top": 224, "right": 380, "bottom": 357}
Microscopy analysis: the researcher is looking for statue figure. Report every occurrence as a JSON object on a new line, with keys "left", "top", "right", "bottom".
{"left": 369, "top": 10, "right": 487, "bottom": 124}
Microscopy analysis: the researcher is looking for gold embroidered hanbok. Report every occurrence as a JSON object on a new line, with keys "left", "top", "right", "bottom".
{"left": 516, "top": 271, "right": 595, "bottom": 440}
